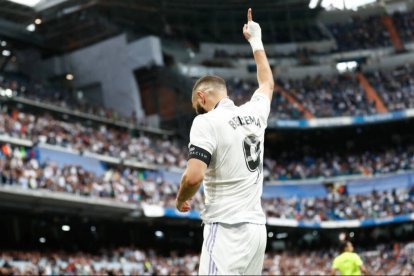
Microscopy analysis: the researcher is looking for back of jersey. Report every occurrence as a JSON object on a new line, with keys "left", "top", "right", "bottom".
{"left": 189, "top": 93, "right": 270, "bottom": 224}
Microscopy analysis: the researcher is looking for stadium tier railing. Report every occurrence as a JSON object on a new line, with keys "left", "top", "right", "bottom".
{"left": 0, "top": 135, "right": 159, "bottom": 171}
{"left": 2, "top": 181, "right": 412, "bottom": 229}
{"left": 141, "top": 206, "right": 414, "bottom": 229}
{"left": 1, "top": 132, "right": 413, "bottom": 183}
{"left": 7, "top": 90, "right": 413, "bottom": 130}
{"left": 0, "top": 185, "right": 140, "bottom": 218}
{"left": 268, "top": 108, "right": 414, "bottom": 129}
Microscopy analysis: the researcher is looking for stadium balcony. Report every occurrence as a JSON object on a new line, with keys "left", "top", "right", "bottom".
{"left": 190, "top": 7, "right": 414, "bottom": 69}
{"left": 0, "top": 75, "right": 174, "bottom": 136}
{"left": 179, "top": 54, "right": 414, "bottom": 129}
{"left": 1, "top": 133, "right": 413, "bottom": 229}
{"left": 176, "top": 6, "right": 414, "bottom": 129}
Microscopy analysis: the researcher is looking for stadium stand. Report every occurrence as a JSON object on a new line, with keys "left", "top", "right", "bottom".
{"left": 2, "top": 104, "right": 414, "bottom": 182}
{"left": 2, "top": 139, "right": 413, "bottom": 222}
{"left": 393, "top": 10, "right": 414, "bottom": 44}
{"left": 1, "top": 241, "right": 413, "bottom": 275}
{"left": 0, "top": 109, "right": 187, "bottom": 168}
{"left": 0, "top": 76, "right": 139, "bottom": 126}
{"left": 366, "top": 63, "right": 414, "bottom": 111}
{"left": 327, "top": 15, "right": 392, "bottom": 51}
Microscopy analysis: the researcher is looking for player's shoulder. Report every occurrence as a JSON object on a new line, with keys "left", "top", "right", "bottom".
{"left": 350, "top": 252, "right": 362, "bottom": 260}
{"left": 240, "top": 92, "right": 270, "bottom": 110}
{"left": 335, "top": 252, "right": 347, "bottom": 261}
{"left": 192, "top": 114, "right": 214, "bottom": 129}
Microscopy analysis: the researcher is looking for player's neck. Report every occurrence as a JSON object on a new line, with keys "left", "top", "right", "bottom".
{"left": 212, "top": 96, "right": 229, "bottom": 110}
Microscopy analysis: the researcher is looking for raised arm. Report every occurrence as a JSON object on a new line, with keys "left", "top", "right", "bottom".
{"left": 243, "top": 8, "right": 274, "bottom": 102}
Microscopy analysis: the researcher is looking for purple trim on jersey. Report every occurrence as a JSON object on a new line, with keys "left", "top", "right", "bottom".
{"left": 206, "top": 224, "right": 214, "bottom": 254}
{"left": 205, "top": 223, "right": 215, "bottom": 275}
{"left": 208, "top": 223, "right": 218, "bottom": 275}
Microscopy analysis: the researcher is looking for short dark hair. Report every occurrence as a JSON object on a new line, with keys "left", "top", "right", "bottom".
{"left": 339, "top": 240, "right": 351, "bottom": 252}
{"left": 192, "top": 75, "right": 226, "bottom": 96}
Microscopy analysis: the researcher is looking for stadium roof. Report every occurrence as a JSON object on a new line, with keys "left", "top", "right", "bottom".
{"left": 0, "top": 0, "right": 338, "bottom": 53}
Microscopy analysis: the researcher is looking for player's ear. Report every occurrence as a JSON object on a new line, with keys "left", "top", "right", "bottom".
{"left": 197, "top": 91, "right": 205, "bottom": 104}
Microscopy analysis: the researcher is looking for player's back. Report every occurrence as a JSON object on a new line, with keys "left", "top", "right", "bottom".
{"left": 332, "top": 252, "right": 363, "bottom": 275}
{"left": 190, "top": 93, "right": 270, "bottom": 225}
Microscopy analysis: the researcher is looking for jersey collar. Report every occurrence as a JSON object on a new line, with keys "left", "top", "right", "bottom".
{"left": 214, "top": 97, "right": 231, "bottom": 109}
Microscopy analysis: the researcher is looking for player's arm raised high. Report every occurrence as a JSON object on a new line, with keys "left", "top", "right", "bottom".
{"left": 243, "top": 8, "right": 274, "bottom": 102}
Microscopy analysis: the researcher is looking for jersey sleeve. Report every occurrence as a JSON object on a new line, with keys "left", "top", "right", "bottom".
{"left": 354, "top": 253, "right": 363, "bottom": 266}
{"left": 188, "top": 115, "right": 216, "bottom": 166}
{"left": 247, "top": 92, "right": 271, "bottom": 124}
{"left": 332, "top": 257, "right": 339, "bottom": 269}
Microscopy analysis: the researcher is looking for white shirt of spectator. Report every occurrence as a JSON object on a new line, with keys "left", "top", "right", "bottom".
{"left": 189, "top": 93, "right": 270, "bottom": 224}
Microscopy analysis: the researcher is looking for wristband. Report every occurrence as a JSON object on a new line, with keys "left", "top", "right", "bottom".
{"left": 249, "top": 38, "right": 264, "bottom": 52}
{"left": 247, "top": 21, "right": 264, "bottom": 52}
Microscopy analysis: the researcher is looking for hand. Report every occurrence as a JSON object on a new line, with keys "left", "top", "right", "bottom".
{"left": 243, "top": 8, "right": 262, "bottom": 42}
{"left": 176, "top": 198, "right": 191, "bottom": 212}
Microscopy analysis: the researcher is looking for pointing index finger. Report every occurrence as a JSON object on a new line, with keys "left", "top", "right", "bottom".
{"left": 247, "top": 8, "right": 252, "bottom": 21}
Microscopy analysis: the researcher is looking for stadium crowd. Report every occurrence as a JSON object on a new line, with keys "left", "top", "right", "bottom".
{"left": 327, "top": 15, "right": 391, "bottom": 51}
{"left": 393, "top": 10, "right": 414, "bottom": 43}
{"left": 327, "top": 10, "right": 414, "bottom": 51}
{"left": 228, "top": 74, "right": 378, "bottom": 119}
{"left": 277, "top": 73, "right": 377, "bottom": 118}
{"left": 0, "top": 144, "right": 203, "bottom": 209}
{"left": 264, "top": 144, "right": 414, "bottom": 180}
{"left": 1, "top": 143, "right": 413, "bottom": 222}
{"left": 230, "top": 61, "right": 414, "bottom": 119}
{"left": 367, "top": 63, "right": 414, "bottom": 111}
{"left": 2, "top": 104, "right": 414, "bottom": 182}
{"left": 0, "top": 76, "right": 138, "bottom": 125}
{"left": 1, "top": 241, "right": 413, "bottom": 275}
{"left": 263, "top": 183, "right": 414, "bottom": 222}
{"left": 0, "top": 109, "right": 187, "bottom": 169}
{"left": 5, "top": 62, "right": 414, "bottom": 122}
{"left": 264, "top": 241, "right": 414, "bottom": 275}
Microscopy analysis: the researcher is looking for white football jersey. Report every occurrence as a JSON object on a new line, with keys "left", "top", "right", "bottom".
{"left": 188, "top": 92, "right": 270, "bottom": 224}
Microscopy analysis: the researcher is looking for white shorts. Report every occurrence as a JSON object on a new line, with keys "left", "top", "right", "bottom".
{"left": 198, "top": 222, "right": 267, "bottom": 275}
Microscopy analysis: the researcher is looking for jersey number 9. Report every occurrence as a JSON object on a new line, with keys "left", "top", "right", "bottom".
{"left": 242, "top": 135, "right": 261, "bottom": 172}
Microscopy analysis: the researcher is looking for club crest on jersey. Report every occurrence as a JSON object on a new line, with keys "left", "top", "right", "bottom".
{"left": 228, "top": 115, "right": 261, "bottom": 130}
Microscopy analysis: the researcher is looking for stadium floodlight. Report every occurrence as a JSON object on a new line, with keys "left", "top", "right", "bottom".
{"left": 336, "top": 61, "right": 358, "bottom": 73}
{"left": 7, "top": 0, "right": 41, "bottom": 7}
{"left": 61, "top": 225, "right": 70, "bottom": 231}
{"left": 154, "top": 230, "right": 164, "bottom": 238}
{"left": 308, "top": 0, "right": 319, "bottom": 9}
{"left": 5, "top": 89, "right": 13, "bottom": 97}
{"left": 2, "top": 50, "right": 11, "bottom": 57}
{"left": 26, "top": 24, "right": 36, "bottom": 32}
